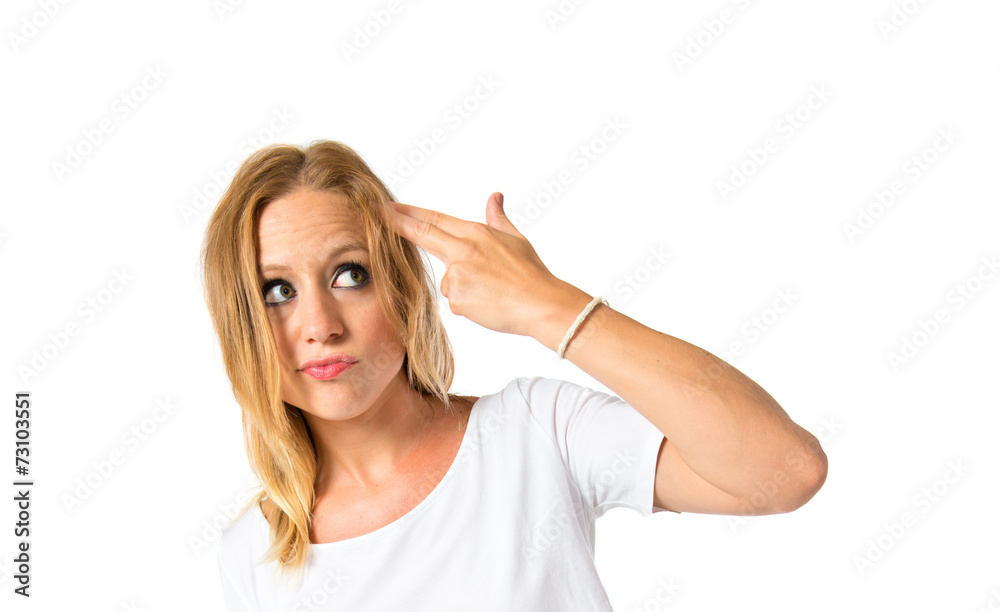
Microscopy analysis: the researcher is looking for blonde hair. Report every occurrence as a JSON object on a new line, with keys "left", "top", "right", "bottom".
{"left": 201, "top": 140, "right": 458, "bottom": 581}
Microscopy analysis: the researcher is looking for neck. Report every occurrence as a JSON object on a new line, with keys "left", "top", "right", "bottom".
{"left": 303, "top": 371, "right": 440, "bottom": 495}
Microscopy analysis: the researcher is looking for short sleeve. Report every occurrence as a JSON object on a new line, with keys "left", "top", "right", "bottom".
{"left": 515, "top": 376, "right": 667, "bottom": 519}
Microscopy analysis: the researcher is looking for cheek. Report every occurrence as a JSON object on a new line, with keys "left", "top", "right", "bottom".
{"left": 265, "top": 314, "right": 297, "bottom": 368}
{"left": 358, "top": 306, "right": 403, "bottom": 360}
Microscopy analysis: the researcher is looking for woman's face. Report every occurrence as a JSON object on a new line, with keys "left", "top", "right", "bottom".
{"left": 255, "top": 188, "right": 406, "bottom": 420}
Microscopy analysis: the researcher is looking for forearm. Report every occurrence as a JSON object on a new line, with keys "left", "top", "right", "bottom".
{"left": 531, "top": 281, "right": 827, "bottom": 507}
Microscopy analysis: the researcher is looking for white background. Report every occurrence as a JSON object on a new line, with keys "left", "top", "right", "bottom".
{"left": 3, "top": 0, "right": 999, "bottom": 609}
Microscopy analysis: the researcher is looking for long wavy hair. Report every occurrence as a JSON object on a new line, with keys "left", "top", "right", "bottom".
{"left": 201, "top": 140, "right": 458, "bottom": 582}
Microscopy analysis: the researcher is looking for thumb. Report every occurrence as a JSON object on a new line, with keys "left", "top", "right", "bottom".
{"left": 485, "top": 192, "right": 523, "bottom": 237}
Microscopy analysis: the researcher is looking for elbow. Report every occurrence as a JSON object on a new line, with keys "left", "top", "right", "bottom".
{"left": 776, "top": 446, "right": 828, "bottom": 514}
{"left": 733, "top": 424, "right": 829, "bottom": 516}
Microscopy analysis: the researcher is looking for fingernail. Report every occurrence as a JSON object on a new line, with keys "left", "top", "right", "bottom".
{"left": 498, "top": 192, "right": 504, "bottom": 206}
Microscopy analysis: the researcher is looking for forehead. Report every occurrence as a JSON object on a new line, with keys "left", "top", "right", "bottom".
{"left": 256, "top": 189, "right": 366, "bottom": 263}
{"left": 258, "top": 188, "right": 358, "bottom": 233}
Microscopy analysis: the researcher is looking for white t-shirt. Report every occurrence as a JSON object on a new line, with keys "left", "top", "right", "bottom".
{"left": 217, "top": 376, "right": 667, "bottom": 611}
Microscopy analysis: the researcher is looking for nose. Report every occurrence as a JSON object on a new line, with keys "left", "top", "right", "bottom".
{"left": 297, "top": 281, "right": 344, "bottom": 344}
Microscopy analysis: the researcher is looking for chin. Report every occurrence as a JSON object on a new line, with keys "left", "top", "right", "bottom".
{"left": 292, "top": 389, "right": 369, "bottom": 421}
{"left": 306, "top": 408, "right": 366, "bottom": 423}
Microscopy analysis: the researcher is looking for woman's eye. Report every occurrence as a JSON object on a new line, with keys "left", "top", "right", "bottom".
{"left": 334, "top": 264, "right": 369, "bottom": 289}
{"left": 261, "top": 265, "right": 368, "bottom": 305}
{"left": 263, "top": 281, "right": 295, "bottom": 305}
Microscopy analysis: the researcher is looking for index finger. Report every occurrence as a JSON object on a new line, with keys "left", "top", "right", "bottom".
{"left": 388, "top": 202, "right": 468, "bottom": 263}
{"left": 392, "top": 202, "right": 477, "bottom": 235}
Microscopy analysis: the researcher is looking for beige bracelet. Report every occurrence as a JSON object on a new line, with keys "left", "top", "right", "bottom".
{"left": 557, "top": 295, "right": 608, "bottom": 359}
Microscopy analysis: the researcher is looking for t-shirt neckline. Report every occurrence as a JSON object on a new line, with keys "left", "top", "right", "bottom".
{"left": 255, "top": 393, "right": 485, "bottom": 552}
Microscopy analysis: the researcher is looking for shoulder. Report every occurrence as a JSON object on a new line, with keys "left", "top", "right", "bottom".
{"left": 450, "top": 376, "right": 600, "bottom": 436}
{"left": 467, "top": 376, "right": 594, "bottom": 414}
{"left": 485, "top": 376, "right": 603, "bottom": 436}
{"left": 509, "top": 375, "right": 641, "bottom": 443}
{"left": 509, "top": 375, "right": 607, "bottom": 412}
{"left": 492, "top": 375, "right": 569, "bottom": 405}
{"left": 511, "top": 375, "right": 575, "bottom": 396}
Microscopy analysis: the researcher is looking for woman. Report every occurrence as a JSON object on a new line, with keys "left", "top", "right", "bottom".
{"left": 205, "top": 140, "right": 828, "bottom": 610}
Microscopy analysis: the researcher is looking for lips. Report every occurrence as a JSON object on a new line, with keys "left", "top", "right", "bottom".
{"left": 299, "top": 353, "right": 357, "bottom": 380}
{"left": 302, "top": 361, "right": 354, "bottom": 380}
{"left": 299, "top": 353, "right": 357, "bottom": 371}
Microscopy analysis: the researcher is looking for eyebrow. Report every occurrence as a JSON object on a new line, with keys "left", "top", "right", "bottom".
{"left": 258, "top": 240, "right": 369, "bottom": 275}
